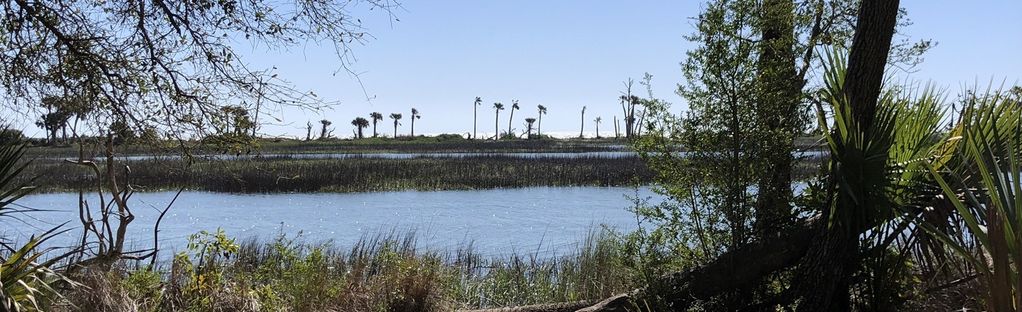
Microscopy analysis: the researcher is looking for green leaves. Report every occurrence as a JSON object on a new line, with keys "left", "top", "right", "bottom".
{"left": 1, "top": 143, "right": 77, "bottom": 312}
{"left": 0, "top": 144, "right": 36, "bottom": 220}
{"left": 1, "top": 226, "right": 75, "bottom": 312}
{"left": 920, "top": 90, "right": 1021, "bottom": 311}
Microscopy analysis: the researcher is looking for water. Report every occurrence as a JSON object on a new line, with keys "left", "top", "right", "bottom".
{"left": 2, "top": 187, "right": 660, "bottom": 258}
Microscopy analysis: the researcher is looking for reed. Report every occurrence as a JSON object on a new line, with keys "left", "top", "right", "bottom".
{"left": 55, "top": 229, "right": 634, "bottom": 312}
{"left": 25, "top": 155, "right": 654, "bottom": 193}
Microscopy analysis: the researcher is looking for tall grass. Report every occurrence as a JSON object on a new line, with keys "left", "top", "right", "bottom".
{"left": 54, "top": 230, "right": 634, "bottom": 312}
{"left": 25, "top": 155, "right": 653, "bottom": 193}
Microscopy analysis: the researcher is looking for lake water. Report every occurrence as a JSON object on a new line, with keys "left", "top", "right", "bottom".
{"left": 2, "top": 187, "right": 660, "bottom": 258}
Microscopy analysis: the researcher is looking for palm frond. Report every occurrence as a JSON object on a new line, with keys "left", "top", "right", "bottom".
{"left": 920, "top": 88, "right": 1021, "bottom": 311}
{"left": 0, "top": 144, "right": 37, "bottom": 219}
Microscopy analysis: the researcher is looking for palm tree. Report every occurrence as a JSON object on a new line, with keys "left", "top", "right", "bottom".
{"left": 410, "top": 108, "right": 421, "bottom": 137}
{"left": 524, "top": 118, "right": 536, "bottom": 139}
{"left": 389, "top": 113, "right": 402, "bottom": 138}
{"left": 594, "top": 116, "right": 602, "bottom": 138}
{"left": 351, "top": 117, "right": 369, "bottom": 139}
{"left": 537, "top": 104, "right": 547, "bottom": 138}
{"left": 492, "top": 102, "right": 504, "bottom": 140}
{"left": 319, "top": 119, "right": 332, "bottom": 139}
{"left": 507, "top": 100, "right": 519, "bottom": 137}
{"left": 370, "top": 112, "right": 383, "bottom": 137}
{"left": 473, "top": 97, "right": 482, "bottom": 139}
{"left": 579, "top": 106, "right": 586, "bottom": 138}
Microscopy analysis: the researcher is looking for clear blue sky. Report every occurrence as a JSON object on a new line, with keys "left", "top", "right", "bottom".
{"left": 18, "top": 1, "right": 1022, "bottom": 138}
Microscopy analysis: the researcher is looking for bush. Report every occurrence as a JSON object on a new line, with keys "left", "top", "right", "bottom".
{"left": 0, "top": 128, "right": 25, "bottom": 145}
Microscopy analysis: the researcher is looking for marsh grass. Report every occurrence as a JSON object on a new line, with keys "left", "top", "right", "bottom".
{"left": 22, "top": 137, "right": 631, "bottom": 160}
{"left": 54, "top": 230, "right": 634, "bottom": 312}
{"left": 26, "top": 155, "right": 653, "bottom": 193}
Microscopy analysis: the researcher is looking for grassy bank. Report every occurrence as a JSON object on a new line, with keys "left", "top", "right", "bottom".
{"left": 23, "top": 136, "right": 634, "bottom": 159}
{"left": 53, "top": 230, "right": 635, "bottom": 312}
{"left": 25, "top": 155, "right": 654, "bottom": 193}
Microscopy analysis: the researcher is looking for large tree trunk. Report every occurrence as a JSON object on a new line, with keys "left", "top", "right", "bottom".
{"left": 843, "top": 0, "right": 899, "bottom": 131}
{"left": 791, "top": 0, "right": 900, "bottom": 310}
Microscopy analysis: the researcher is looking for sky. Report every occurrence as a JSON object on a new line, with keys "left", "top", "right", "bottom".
{"left": 13, "top": 1, "right": 1022, "bottom": 138}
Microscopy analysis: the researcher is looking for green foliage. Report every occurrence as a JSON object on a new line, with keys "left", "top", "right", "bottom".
{"left": 120, "top": 268, "right": 164, "bottom": 311}
{"left": 1, "top": 230, "right": 72, "bottom": 312}
{"left": 0, "top": 143, "right": 75, "bottom": 312}
{"left": 60, "top": 230, "right": 634, "bottom": 312}
{"left": 0, "top": 129, "right": 24, "bottom": 145}
{"left": 920, "top": 87, "right": 1021, "bottom": 311}
{"left": 169, "top": 228, "right": 244, "bottom": 311}
{"left": 814, "top": 48, "right": 946, "bottom": 231}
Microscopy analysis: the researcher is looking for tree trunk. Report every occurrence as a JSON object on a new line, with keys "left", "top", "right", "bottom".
{"left": 609, "top": 116, "right": 617, "bottom": 138}
{"left": 49, "top": 127, "right": 58, "bottom": 145}
{"left": 538, "top": 114, "right": 543, "bottom": 137}
{"left": 373, "top": 121, "right": 378, "bottom": 137}
{"left": 579, "top": 108, "right": 586, "bottom": 139}
{"left": 507, "top": 109, "right": 515, "bottom": 136}
{"left": 754, "top": 0, "right": 798, "bottom": 239}
{"left": 495, "top": 111, "right": 500, "bottom": 140}
{"left": 843, "top": 0, "right": 899, "bottom": 131}
{"left": 792, "top": 0, "right": 899, "bottom": 310}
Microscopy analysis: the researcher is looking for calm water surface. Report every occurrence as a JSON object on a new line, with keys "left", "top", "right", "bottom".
{"left": 3, "top": 187, "right": 660, "bottom": 257}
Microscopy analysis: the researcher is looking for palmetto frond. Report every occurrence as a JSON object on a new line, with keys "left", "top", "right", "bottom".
{"left": 0, "top": 144, "right": 38, "bottom": 221}
{"left": 920, "top": 89, "right": 1022, "bottom": 311}
{"left": 1, "top": 143, "right": 77, "bottom": 311}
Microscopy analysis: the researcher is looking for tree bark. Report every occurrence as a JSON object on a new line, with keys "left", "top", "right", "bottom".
{"left": 791, "top": 1, "right": 900, "bottom": 311}
{"left": 843, "top": 0, "right": 899, "bottom": 131}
